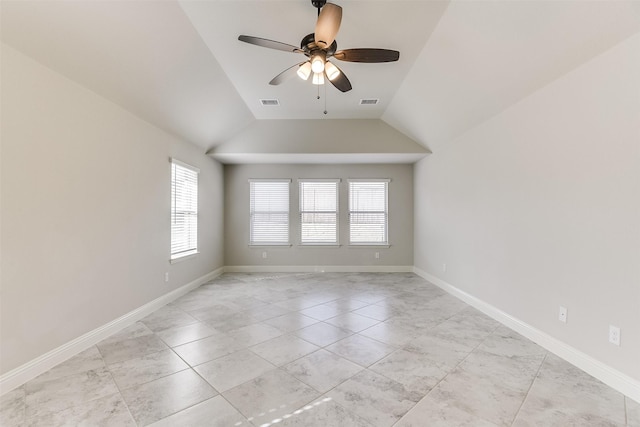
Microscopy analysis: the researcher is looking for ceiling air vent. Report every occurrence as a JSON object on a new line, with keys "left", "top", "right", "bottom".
{"left": 359, "top": 98, "right": 379, "bottom": 105}
{"left": 260, "top": 99, "right": 280, "bottom": 106}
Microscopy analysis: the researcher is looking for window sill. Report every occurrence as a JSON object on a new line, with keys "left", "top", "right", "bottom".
{"left": 348, "top": 244, "right": 390, "bottom": 248}
{"left": 297, "top": 244, "right": 342, "bottom": 248}
{"left": 170, "top": 251, "right": 199, "bottom": 264}
{"left": 249, "top": 244, "right": 292, "bottom": 248}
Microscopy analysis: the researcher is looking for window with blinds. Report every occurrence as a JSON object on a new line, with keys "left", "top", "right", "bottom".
{"left": 249, "top": 180, "right": 290, "bottom": 245}
{"left": 299, "top": 180, "right": 339, "bottom": 244}
{"left": 349, "top": 180, "right": 389, "bottom": 245}
{"left": 171, "top": 160, "right": 199, "bottom": 260}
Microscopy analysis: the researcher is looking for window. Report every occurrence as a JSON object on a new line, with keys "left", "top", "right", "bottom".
{"left": 171, "top": 159, "right": 199, "bottom": 261}
{"left": 249, "top": 179, "right": 290, "bottom": 245}
{"left": 349, "top": 180, "right": 389, "bottom": 245}
{"left": 299, "top": 180, "right": 339, "bottom": 244}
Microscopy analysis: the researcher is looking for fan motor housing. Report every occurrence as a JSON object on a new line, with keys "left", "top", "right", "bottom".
{"left": 301, "top": 33, "right": 337, "bottom": 56}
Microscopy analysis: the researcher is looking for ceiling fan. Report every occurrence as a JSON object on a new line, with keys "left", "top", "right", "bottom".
{"left": 238, "top": 0, "right": 400, "bottom": 93}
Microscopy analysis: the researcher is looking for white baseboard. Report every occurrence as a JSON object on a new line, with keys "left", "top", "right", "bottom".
{"left": 0, "top": 267, "right": 224, "bottom": 395}
{"left": 413, "top": 267, "right": 640, "bottom": 404}
{"left": 224, "top": 265, "right": 414, "bottom": 273}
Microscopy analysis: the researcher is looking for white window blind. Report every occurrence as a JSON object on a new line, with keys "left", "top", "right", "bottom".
{"left": 250, "top": 180, "right": 290, "bottom": 245}
{"left": 349, "top": 180, "right": 389, "bottom": 244}
{"left": 299, "top": 180, "right": 339, "bottom": 244}
{"left": 171, "top": 160, "right": 199, "bottom": 260}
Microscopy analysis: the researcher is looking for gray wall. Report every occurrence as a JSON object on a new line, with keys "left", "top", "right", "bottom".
{"left": 0, "top": 45, "right": 225, "bottom": 374}
{"left": 224, "top": 164, "right": 414, "bottom": 268}
{"left": 413, "top": 34, "right": 640, "bottom": 381}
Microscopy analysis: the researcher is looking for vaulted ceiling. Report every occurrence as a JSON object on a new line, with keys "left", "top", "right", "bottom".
{"left": 2, "top": 1, "right": 639, "bottom": 162}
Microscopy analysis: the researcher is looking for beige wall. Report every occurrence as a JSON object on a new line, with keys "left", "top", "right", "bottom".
{"left": 224, "top": 164, "right": 414, "bottom": 268}
{"left": 414, "top": 33, "right": 640, "bottom": 380}
{"left": 0, "top": 45, "right": 225, "bottom": 374}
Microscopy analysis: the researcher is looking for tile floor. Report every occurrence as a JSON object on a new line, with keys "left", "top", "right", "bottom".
{"left": 1, "top": 273, "right": 639, "bottom": 426}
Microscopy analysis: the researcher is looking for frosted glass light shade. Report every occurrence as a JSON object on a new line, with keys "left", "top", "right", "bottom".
{"left": 297, "top": 62, "right": 312, "bottom": 80}
{"left": 325, "top": 61, "right": 340, "bottom": 81}
{"left": 312, "top": 72, "right": 325, "bottom": 85}
{"left": 311, "top": 55, "right": 325, "bottom": 73}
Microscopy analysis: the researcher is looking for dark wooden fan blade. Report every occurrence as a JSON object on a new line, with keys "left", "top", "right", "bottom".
{"left": 333, "top": 48, "right": 400, "bottom": 63}
{"left": 269, "top": 62, "right": 305, "bottom": 85}
{"left": 238, "top": 35, "right": 304, "bottom": 53}
{"left": 326, "top": 63, "right": 352, "bottom": 92}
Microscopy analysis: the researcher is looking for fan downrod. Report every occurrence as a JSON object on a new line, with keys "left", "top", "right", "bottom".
{"left": 311, "top": 0, "right": 327, "bottom": 9}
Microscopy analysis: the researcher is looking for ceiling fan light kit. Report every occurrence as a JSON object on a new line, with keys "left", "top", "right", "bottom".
{"left": 312, "top": 72, "right": 325, "bottom": 85}
{"left": 325, "top": 61, "right": 340, "bottom": 81}
{"left": 297, "top": 62, "right": 312, "bottom": 80}
{"left": 237, "top": 0, "right": 400, "bottom": 94}
{"left": 310, "top": 52, "right": 326, "bottom": 73}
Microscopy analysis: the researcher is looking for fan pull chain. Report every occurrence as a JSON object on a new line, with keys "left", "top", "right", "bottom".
{"left": 324, "top": 82, "right": 328, "bottom": 115}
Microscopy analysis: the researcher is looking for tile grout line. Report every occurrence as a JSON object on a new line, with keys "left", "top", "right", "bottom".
{"left": 20, "top": 345, "right": 137, "bottom": 426}
{"left": 156, "top": 294, "right": 291, "bottom": 425}
{"left": 324, "top": 341, "right": 398, "bottom": 369}
{"left": 389, "top": 320, "right": 504, "bottom": 426}
{"left": 92, "top": 346, "right": 139, "bottom": 427}
{"left": 181, "top": 361, "right": 233, "bottom": 424}
{"left": 375, "top": 312, "right": 502, "bottom": 426}
{"left": 509, "top": 352, "right": 548, "bottom": 426}
{"left": 287, "top": 360, "right": 377, "bottom": 427}
{"left": 129, "top": 344, "right": 224, "bottom": 425}
{"left": 169, "top": 338, "right": 255, "bottom": 426}
{"left": 104, "top": 335, "right": 213, "bottom": 425}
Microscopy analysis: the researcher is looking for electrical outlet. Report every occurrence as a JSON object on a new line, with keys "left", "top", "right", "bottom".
{"left": 375, "top": 252, "right": 380, "bottom": 259}
{"left": 262, "top": 251, "right": 267, "bottom": 259}
{"left": 558, "top": 306, "right": 567, "bottom": 323}
{"left": 443, "top": 263, "right": 447, "bottom": 272}
{"left": 164, "top": 272, "right": 169, "bottom": 283}
{"left": 609, "top": 325, "right": 620, "bottom": 346}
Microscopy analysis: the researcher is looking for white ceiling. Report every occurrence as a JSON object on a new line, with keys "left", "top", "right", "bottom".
{"left": 2, "top": 0, "right": 639, "bottom": 158}
{"left": 383, "top": 0, "right": 640, "bottom": 152}
{"left": 0, "top": 0, "right": 254, "bottom": 149}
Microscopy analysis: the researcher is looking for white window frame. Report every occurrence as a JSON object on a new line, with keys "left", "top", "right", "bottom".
{"left": 170, "top": 158, "right": 199, "bottom": 262}
{"left": 298, "top": 179, "right": 340, "bottom": 246}
{"left": 249, "top": 179, "right": 291, "bottom": 246}
{"left": 348, "top": 179, "right": 390, "bottom": 246}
